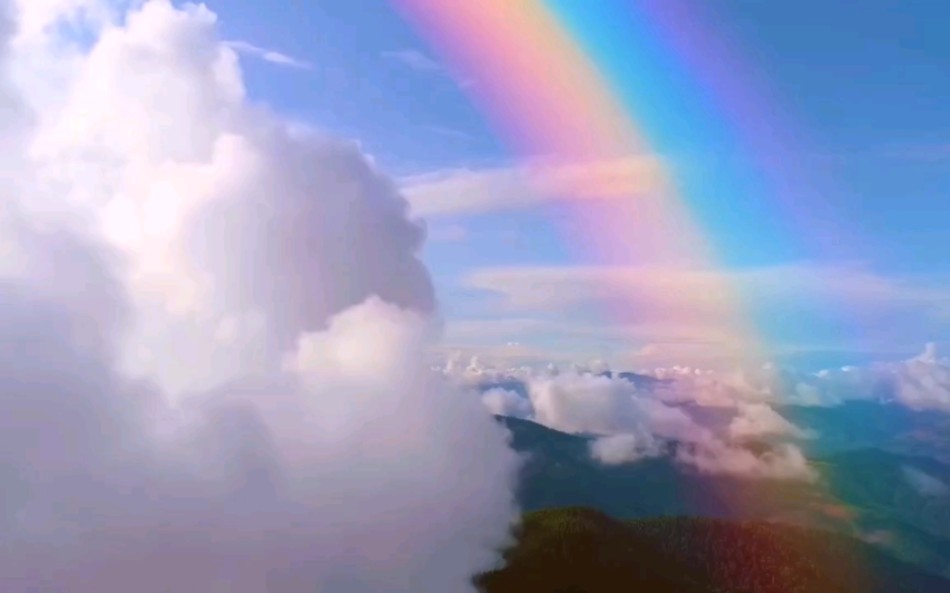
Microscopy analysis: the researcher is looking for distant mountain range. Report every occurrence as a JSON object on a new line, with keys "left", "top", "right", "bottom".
{"left": 476, "top": 507, "right": 950, "bottom": 593}
{"left": 783, "top": 401, "right": 950, "bottom": 462}
{"left": 498, "top": 415, "right": 950, "bottom": 580}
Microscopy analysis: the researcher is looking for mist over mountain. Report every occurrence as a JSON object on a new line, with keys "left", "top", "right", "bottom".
{"left": 497, "top": 414, "right": 950, "bottom": 580}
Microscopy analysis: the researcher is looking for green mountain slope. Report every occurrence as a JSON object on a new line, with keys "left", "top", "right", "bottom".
{"left": 476, "top": 508, "right": 950, "bottom": 593}
{"left": 499, "top": 416, "right": 950, "bottom": 578}
{"left": 502, "top": 416, "right": 844, "bottom": 526}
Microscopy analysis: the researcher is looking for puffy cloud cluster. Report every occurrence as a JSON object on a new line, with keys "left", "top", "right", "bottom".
{"left": 21, "top": 0, "right": 437, "bottom": 395}
{"left": 447, "top": 358, "right": 816, "bottom": 481}
{"left": 451, "top": 343, "right": 950, "bottom": 479}
{"left": 728, "top": 403, "right": 816, "bottom": 441}
{"left": 676, "top": 441, "right": 815, "bottom": 481}
{"left": 645, "top": 343, "right": 950, "bottom": 413}
{"left": 0, "top": 2, "right": 520, "bottom": 592}
{"left": 589, "top": 433, "right": 663, "bottom": 465}
{"left": 446, "top": 343, "right": 950, "bottom": 482}
{"left": 481, "top": 387, "right": 534, "bottom": 419}
{"left": 888, "top": 344, "right": 950, "bottom": 411}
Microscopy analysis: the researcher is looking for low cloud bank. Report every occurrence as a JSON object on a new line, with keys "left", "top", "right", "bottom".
{"left": 448, "top": 346, "right": 950, "bottom": 481}
{"left": 648, "top": 344, "right": 949, "bottom": 412}
{"left": 448, "top": 359, "right": 817, "bottom": 481}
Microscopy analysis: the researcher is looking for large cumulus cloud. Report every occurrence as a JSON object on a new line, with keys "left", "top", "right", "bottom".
{"left": 0, "top": 1, "right": 519, "bottom": 592}
{"left": 24, "top": 0, "right": 435, "bottom": 394}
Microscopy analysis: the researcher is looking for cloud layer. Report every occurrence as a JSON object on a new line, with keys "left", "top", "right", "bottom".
{"left": 457, "top": 263, "right": 949, "bottom": 369}
{"left": 1, "top": 1, "right": 519, "bottom": 591}
{"left": 451, "top": 342, "right": 950, "bottom": 480}
{"left": 402, "top": 157, "right": 667, "bottom": 217}
{"left": 450, "top": 360, "right": 817, "bottom": 481}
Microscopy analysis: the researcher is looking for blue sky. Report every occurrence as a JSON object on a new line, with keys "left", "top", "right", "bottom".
{"left": 213, "top": 0, "right": 949, "bottom": 370}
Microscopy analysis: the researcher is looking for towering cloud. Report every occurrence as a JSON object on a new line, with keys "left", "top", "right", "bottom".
{"left": 0, "top": 1, "right": 519, "bottom": 592}
{"left": 23, "top": 0, "right": 436, "bottom": 394}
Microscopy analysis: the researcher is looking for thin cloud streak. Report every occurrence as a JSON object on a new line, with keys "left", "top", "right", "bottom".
{"left": 225, "top": 39, "right": 312, "bottom": 70}
{"left": 402, "top": 156, "right": 668, "bottom": 217}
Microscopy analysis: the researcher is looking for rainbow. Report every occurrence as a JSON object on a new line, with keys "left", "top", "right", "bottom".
{"left": 392, "top": 0, "right": 867, "bottom": 367}
{"left": 393, "top": 0, "right": 769, "bottom": 365}
{"left": 392, "top": 0, "right": 867, "bottom": 588}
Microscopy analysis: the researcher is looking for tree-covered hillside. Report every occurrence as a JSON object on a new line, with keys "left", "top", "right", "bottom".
{"left": 476, "top": 508, "right": 950, "bottom": 593}
{"left": 499, "top": 415, "right": 950, "bottom": 578}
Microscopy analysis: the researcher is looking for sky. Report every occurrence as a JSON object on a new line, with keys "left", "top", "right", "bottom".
{"left": 17, "top": 0, "right": 950, "bottom": 374}
{"left": 0, "top": 2, "right": 947, "bottom": 589}
{"left": 204, "top": 0, "right": 950, "bottom": 372}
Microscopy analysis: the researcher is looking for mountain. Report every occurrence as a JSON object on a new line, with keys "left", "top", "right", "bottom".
{"left": 476, "top": 507, "right": 950, "bottom": 593}
{"left": 784, "top": 401, "right": 950, "bottom": 462}
{"left": 819, "top": 448, "right": 950, "bottom": 575}
{"left": 501, "top": 416, "right": 847, "bottom": 527}
{"left": 499, "top": 416, "right": 950, "bottom": 578}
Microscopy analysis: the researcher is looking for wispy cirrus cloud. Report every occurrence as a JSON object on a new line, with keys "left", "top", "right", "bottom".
{"left": 402, "top": 156, "right": 668, "bottom": 217}
{"left": 382, "top": 47, "right": 475, "bottom": 87}
{"left": 450, "top": 262, "right": 950, "bottom": 368}
{"left": 463, "top": 262, "right": 950, "bottom": 320}
{"left": 382, "top": 48, "right": 443, "bottom": 73}
{"left": 224, "top": 39, "right": 312, "bottom": 70}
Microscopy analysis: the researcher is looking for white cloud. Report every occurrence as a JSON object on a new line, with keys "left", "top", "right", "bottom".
{"left": 10, "top": 0, "right": 116, "bottom": 43}
{"left": 728, "top": 403, "right": 814, "bottom": 441}
{"left": 464, "top": 264, "right": 950, "bottom": 321}
{"left": 0, "top": 2, "right": 520, "bottom": 591}
{"left": 779, "top": 344, "right": 950, "bottom": 412}
{"left": 590, "top": 433, "right": 662, "bottom": 465}
{"left": 402, "top": 156, "right": 667, "bottom": 217}
{"left": 449, "top": 362, "right": 817, "bottom": 481}
{"left": 381, "top": 48, "right": 475, "bottom": 89}
{"left": 224, "top": 40, "right": 312, "bottom": 70}
{"left": 676, "top": 441, "right": 817, "bottom": 481}
{"left": 458, "top": 263, "right": 950, "bottom": 370}
{"left": 23, "top": 0, "right": 439, "bottom": 394}
{"left": 890, "top": 343, "right": 950, "bottom": 411}
{"left": 632, "top": 343, "right": 950, "bottom": 415}
{"left": 528, "top": 372, "right": 643, "bottom": 436}
{"left": 463, "top": 265, "right": 745, "bottom": 323}
{"left": 382, "top": 48, "right": 443, "bottom": 73}
{"left": 482, "top": 387, "right": 534, "bottom": 419}
{"left": 902, "top": 466, "right": 949, "bottom": 497}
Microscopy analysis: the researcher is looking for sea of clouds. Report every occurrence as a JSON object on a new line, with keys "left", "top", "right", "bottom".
{"left": 444, "top": 342, "right": 948, "bottom": 482}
